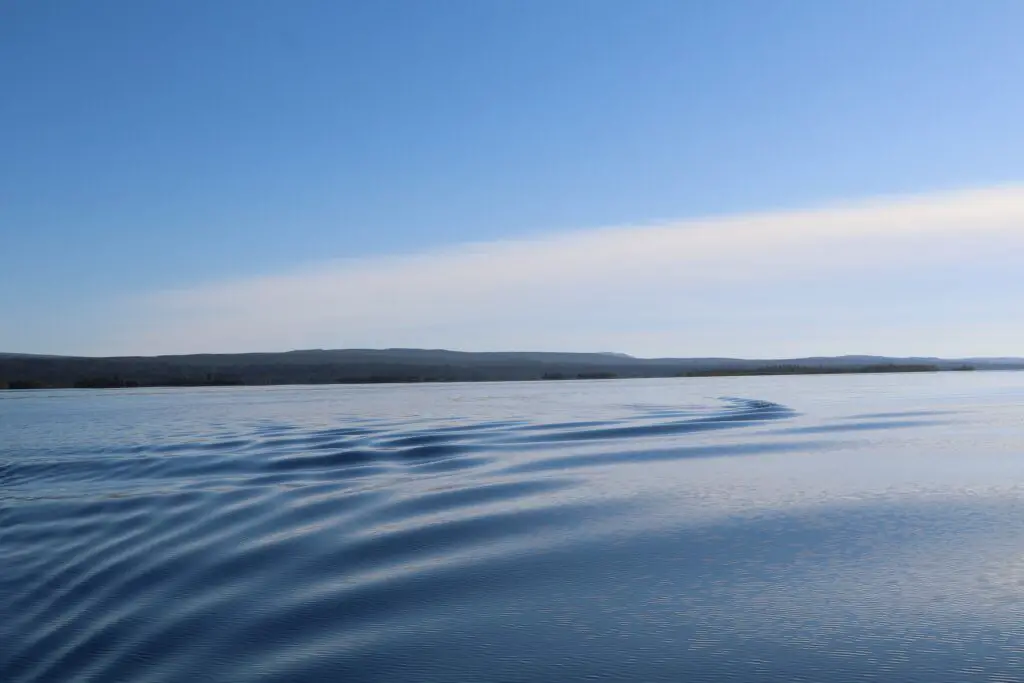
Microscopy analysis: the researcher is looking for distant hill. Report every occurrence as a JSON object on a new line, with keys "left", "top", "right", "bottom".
{"left": 0, "top": 349, "right": 1019, "bottom": 389}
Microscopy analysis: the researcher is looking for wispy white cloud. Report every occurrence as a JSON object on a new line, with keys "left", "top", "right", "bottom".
{"left": 114, "top": 185, "right": 1024, "bottom": 357}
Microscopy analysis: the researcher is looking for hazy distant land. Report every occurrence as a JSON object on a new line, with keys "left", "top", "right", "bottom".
{"left": 1, "top": 349, "right": 1019, "bottom": 389}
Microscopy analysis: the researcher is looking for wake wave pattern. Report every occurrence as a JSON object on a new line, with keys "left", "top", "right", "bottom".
{"left": 4, "top": 378, "right": 1022, "bottom": 682}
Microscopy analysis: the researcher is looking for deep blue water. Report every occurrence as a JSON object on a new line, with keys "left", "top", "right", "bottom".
{"left": 3, "top": 373, "right": 1024, "bottom": 682}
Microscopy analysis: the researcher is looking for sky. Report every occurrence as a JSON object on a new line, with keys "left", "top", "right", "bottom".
{"left": 3, "top": 0, "right": 1024, "bottom": 358}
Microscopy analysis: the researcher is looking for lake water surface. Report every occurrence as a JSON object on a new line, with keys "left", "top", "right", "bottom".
{"left": 3, "top": 373, "right": 1024, "bottom": 682}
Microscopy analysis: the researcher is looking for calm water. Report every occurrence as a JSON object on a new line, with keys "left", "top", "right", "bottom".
{"left": 3, "top": 373, "right": 1024, "bottom": 682}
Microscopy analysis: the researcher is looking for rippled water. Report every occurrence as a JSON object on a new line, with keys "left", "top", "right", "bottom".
{"left": 4, "top": 373, "right": 1024, "bottom": 682}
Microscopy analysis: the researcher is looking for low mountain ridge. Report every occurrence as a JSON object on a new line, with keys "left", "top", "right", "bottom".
{"left": 1, "top": 349, "right": 1020, "bottom": 389}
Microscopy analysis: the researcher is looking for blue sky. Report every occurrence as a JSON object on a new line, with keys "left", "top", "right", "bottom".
{"left": 3, "top": 1, "right": 1024, "bottom": 357}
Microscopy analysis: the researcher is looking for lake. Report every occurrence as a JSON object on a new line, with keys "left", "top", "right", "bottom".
{"left": 3, "top": 372, "right": 1024, "bottom": 682}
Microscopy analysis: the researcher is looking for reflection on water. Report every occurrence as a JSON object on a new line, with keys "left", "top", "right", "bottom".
{"left": 3, "top": 373, "right": 1024, "bottom": 682}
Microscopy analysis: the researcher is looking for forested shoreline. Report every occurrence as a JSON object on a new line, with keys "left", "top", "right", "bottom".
{"left": 0, "top": 349, "right": 982, "bottom": 389}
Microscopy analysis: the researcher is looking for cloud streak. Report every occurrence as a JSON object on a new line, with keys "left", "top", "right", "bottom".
{"left": 116, "top": 185, "right": 1024, "bottom": 357}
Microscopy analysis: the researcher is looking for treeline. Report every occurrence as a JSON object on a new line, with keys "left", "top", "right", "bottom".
{"left": 1, "top": 350, "right": 992, "bottom": 390}
{"left": 678, "top": 363, "right": 966, "bottom": 377}
{"left": 0, "top": 362, "right": 976, "bottom": 390}
{"left": 542, "top": 371, "right": 619, "bottom": 380}
{"left": 0, "top": 372, "right": 621, "bottom": 389}
{"left": 70, "top": 375, "right": 244, "bottom": 388}
{"left": 2, "top": 377, "right": 245, "bottom": 389}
